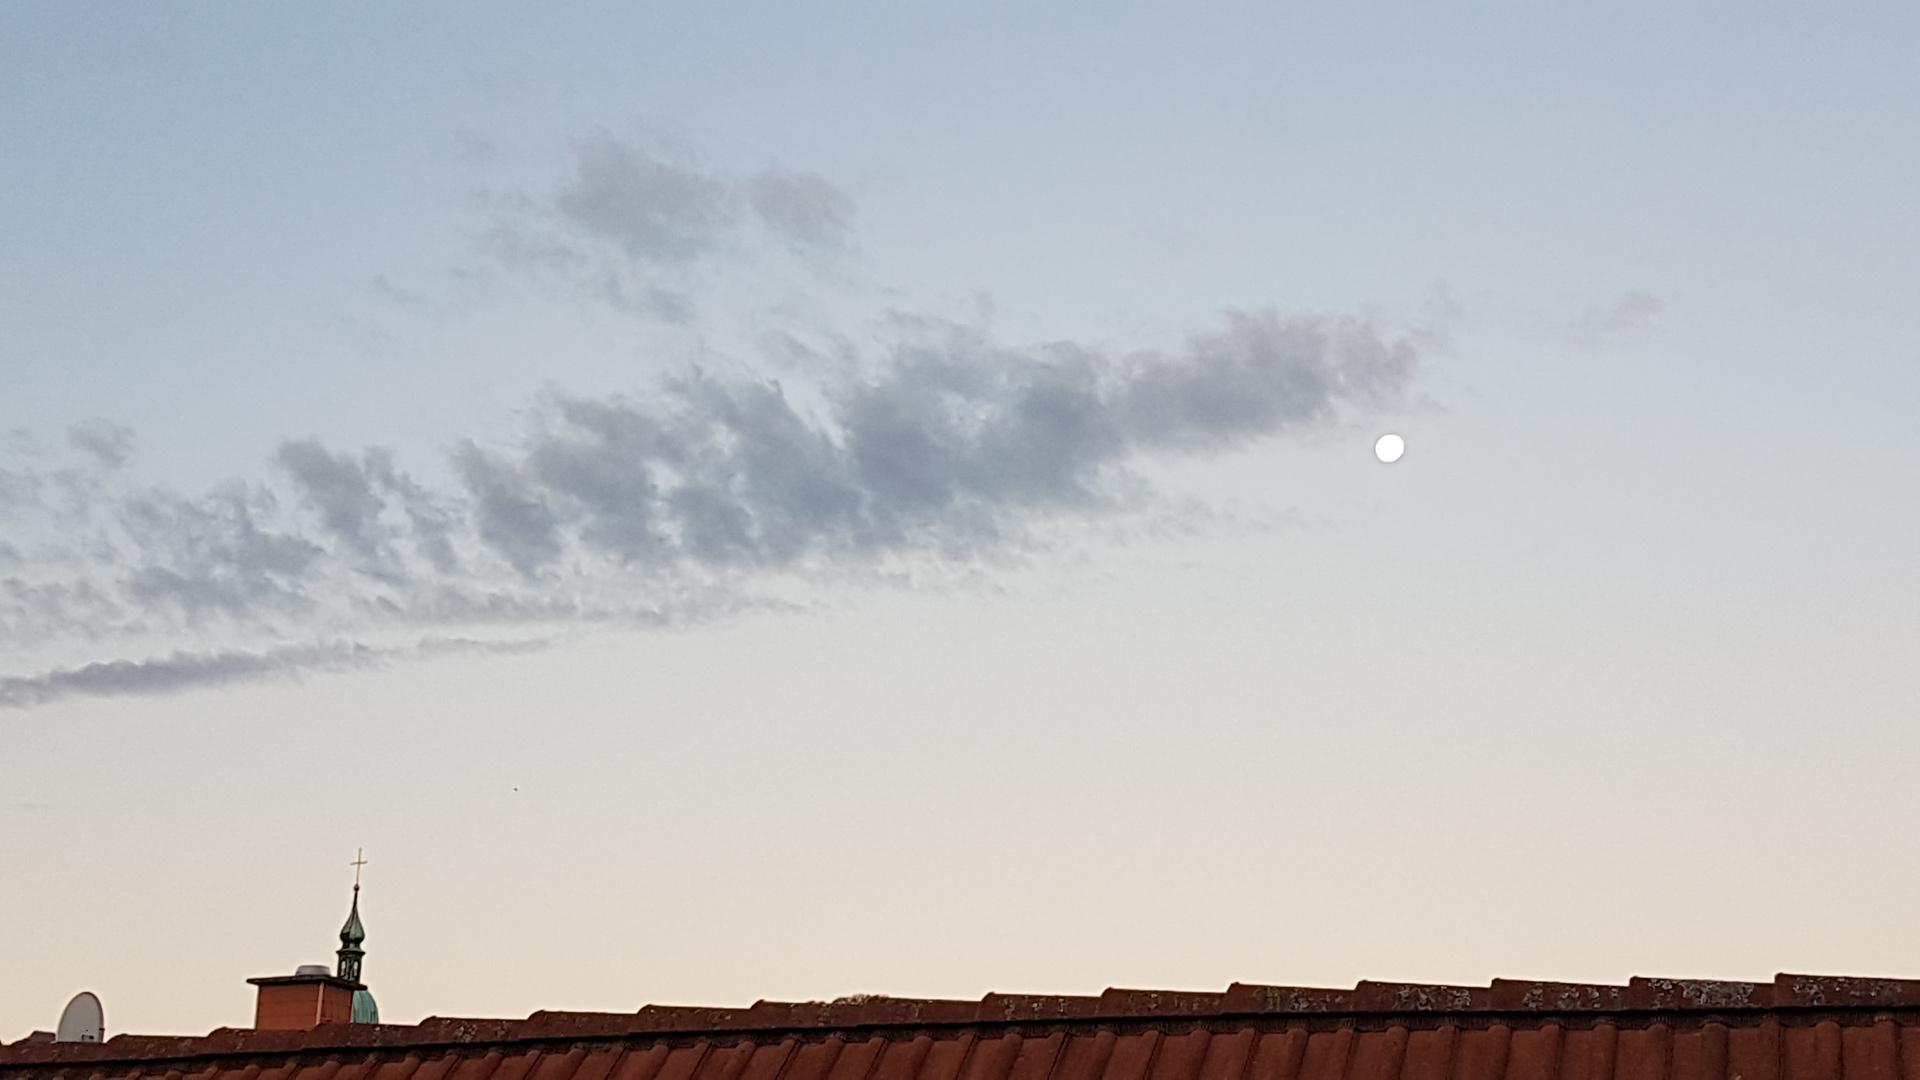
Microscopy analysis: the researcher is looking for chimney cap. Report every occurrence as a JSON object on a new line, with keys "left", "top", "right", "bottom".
{"left": 248, "top": 972, "right": 363, "bottom": 990}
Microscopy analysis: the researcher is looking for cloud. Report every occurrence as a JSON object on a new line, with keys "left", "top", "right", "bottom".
{"left": 441, "top": 309, "right": 1412, "bottom": 576}
{"left": 0, "top": 637, "right": 553, "bottom": 709}
{"left": 0, "top": 643, "right": 382, "bottom": 709}
{"left": 275, "top": 440, "right": 389, "bottom": 561}
{"left": 553, "top": 133, "right": 733, "bottom": 265}
{"left": 745, "top": 170, "right": 856, "bottom": 254}
{"left": 0, "top": 138, "right": 1425, "bottom": 708}
{"left": 68, "top": 420, "right": 135, "bottom": 469}
{"left": 451, "top": 128, "right": 499, "bottom": 169}
{"left": 0, "top": 307, "right": 1417, "bottom": 708}
{"left": 1570, "top": 290, "right": 1665, "bottom": 345}
{"left": 478, "top": 132, "right": 858, "bottom": 321}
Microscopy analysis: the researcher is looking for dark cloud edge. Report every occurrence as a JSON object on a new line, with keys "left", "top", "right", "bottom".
{"left": 0, "top": 637, "right": 557, "bottom": 711}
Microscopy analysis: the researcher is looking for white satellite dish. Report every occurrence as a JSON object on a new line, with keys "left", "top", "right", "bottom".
{"left": 55, "top": 991, "right": 104, "bottom": 1043}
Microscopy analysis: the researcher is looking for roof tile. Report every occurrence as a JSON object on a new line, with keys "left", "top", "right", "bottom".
{"left": 867, "top": 1035, "right": 934, "bottom": 1080}
{"left": 914, "top": 1034, "right": 971, "bottom": 1080}
{"left": 733, "top": 1040, "right": 795, "bottom": 1080}
{"left": 1245, "top": 1030, "right": 1308, "bottom": 1080}
{"left": 1004, "top": 1032, "right": 1063, "bottom": 1080}
{"left": 25, "top": 974, "right": 1920, "bottom": 1080}
{"left": 830, "top": 1039, "right": 887, "bottom": 1080}
{"left": 1298, "top": 1028, "right": 1355, "bottom": 1080}
{"left": 1048, "top": 1026, "right": 1116, "bottom": 1080}
{"left": 653, "top": 1042, "right": 713, "bottom": 1080}
{"left": 781, "top": 1037, "right": 848, "bottom": 1080}
{"left": 606, "top": 1044, "right": 669, "bottom": 1080}
{"left": 1103, "top": 1031, "right": 1161, "bottom": 1080}
{"left": 1398, "top": 1025, "right": 1453, "bottom": 1080}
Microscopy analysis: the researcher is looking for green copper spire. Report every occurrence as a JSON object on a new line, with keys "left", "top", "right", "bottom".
{"left": 336, "top": 848, "right": 379, "bottom": 1023}
{"left": 337, "top": 888, "right": 366, "bottom": 973}
{"left": 336, "top": 849, "right": 367, "bottom": 984}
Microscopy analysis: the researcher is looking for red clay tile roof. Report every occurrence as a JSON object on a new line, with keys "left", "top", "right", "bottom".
{"left": 9, "top": 975, "right": 1920, "bottom": 1080}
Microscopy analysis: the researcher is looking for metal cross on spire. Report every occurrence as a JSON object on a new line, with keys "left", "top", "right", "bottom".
{"left": 351, "top": 848, "right": 367, "bottom": 892}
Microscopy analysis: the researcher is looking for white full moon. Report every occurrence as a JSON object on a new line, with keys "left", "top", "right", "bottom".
{"left": 1374, "top": 433, "right": 1406, "bottom": 463}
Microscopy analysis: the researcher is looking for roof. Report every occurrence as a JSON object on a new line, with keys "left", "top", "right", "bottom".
{"left": 7, "top": 974, "right": 1920, "bottom": 1080}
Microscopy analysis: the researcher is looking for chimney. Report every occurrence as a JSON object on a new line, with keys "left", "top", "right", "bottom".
{"left": 246, "top": 965, "right": 362, "bottom": 1030}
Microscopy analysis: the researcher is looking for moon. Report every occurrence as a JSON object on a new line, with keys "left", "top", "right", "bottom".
{"left": 1374, "top": 433, "right": 1406, "bottom": 463}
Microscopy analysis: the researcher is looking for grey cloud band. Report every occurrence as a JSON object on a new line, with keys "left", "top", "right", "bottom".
{"left": 0, "top": 133, "right": 1419, "bottom": 707}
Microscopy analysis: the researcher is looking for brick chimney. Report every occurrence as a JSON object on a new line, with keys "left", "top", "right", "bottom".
{"left": 246, "top": 966, "right": 362, "bottom": 1030}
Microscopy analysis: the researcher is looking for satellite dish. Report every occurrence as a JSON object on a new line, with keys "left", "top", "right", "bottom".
{"left": 55, "top": 992, "right": 104, "bottom": 1043}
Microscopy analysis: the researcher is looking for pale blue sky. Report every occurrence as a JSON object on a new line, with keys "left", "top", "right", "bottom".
{"left": 4, "top": 2, "right": 1918, "bottom": 1044}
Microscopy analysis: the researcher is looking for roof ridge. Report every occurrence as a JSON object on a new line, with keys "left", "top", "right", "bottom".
{"left": 12, "top": 974, "right": 1920, "bottom": 1067}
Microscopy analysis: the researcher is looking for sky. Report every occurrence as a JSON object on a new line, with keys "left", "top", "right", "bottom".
{"left": 4, "top": 0, "right": 1919, "bottom": 1044}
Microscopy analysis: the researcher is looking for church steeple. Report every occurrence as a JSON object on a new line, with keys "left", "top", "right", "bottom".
{"left": 336, "top": 890, "right": 366, "bottom": 982}
{"left": 336, "top": 849, "right": 367, "bottom": 983}
{"left": 337, "top": 848, "right": 380, "bottom": 1023}
{"left": 245, "top": 850, "right": 380, "bottom": 1030}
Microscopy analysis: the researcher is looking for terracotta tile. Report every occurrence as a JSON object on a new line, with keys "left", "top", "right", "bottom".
{"left": 818, "top": 1038, "right": 880, "bottom": 1080}
{"left": 1452, "top": 1027, "right": 1512, "bottom": 1080}
{"left": 957, "top": 1035, "right": 1021, "bottom": 1080}
{"left": 442, "top": 1053, "right": 508, "bottom": 1080}
{"left": 692, "top": 1043, "right": 756, "bottom": 1080}
{"left": 1052, "top": 1030, "right": 1119, "bottom": 1080}
{"left": 1511, "top": 1025, "right": 1565, "bottom": 1080}
{"left": 253, "top": 1061, "right": 303, "bottom": 1080}
{"left": 1005, "top": 1033, "right": 1065, "bottom": 1080}
{"left": 1843, "top": 1023, "right": 1898, "bottom": 1080}
{"left": 608, "top": 1045, "right": 672, "bottom": 1080}
{"left": 368, "top": 1054, "right": 425, "bottom": 1080}
{"left": 919, "top": 1036, "right": 976, "bottom": 1080}
{"left": 1195, "top": 1029, "right": 1257, "bottom": 1080}
{"left": 1899, "top": 1028, "right": 1920, "bottom": 1080}
{"left": 1302, "top": 1029, "right": 1358, "bottom": 1080}
{"left": 1401, "top": 1026, "right": 1456, "bottom": 1080}
{"left": 1727, "top": 1022, "right": 1778, "bottom": 1080}
{"left": 771, "top": 1038, "right": 841, "bottom": 1080}
{"left": 1103, "top": 1033, "right": 1163, "bottom": 1080}
{"left": 528, "top": 1049, "right": 587, "bottom": 1080}
{"left": 1786, "top": 1025, "right": 1843, "bottom": 1080}
{"left": 572, "top": 1049, "right": 627, "bottom": 1080}
{"left": 1149, "top": 1031, "right": 1212, "bottom": 1080}
{"left": 1245, "top": 1031, "right": 1310, "bottom": 1080}
{"left": 866, "top": 1036, "right": 936, "bottom": 1080}
{"left": 290, "top": 1060, "right": 344, "bottom": 1080}
{"left": 29, "top": 972, "right": 1920, "bottom": 1080}
{"left": 1672, "top": 1027, "right": 1704, "bottom": 1080}
{"left": 1345, "top": 1027, "right": 1407, "bottom": 1080}
{"left": 736, "top": 1041, "right": 797, "bottom": 1080}
{"left": 1702, "top": 1025, "right": 1730, "bottom": 1080}
{"left": 1616, "top": 1026, "right": 1669, "bottom": 1080}
{"left": 489, "top": 1052, "right": 543, "bottom": 1080}
{"left": 655, "top": 1043, "right": 716, "bottom": 1080}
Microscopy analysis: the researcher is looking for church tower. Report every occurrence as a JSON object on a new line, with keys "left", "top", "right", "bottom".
{"left": 336, "top": 850, "right": 379, "bottom": 1024}
{"left": 247, "top": 850, "right": 381, "bottom": 1029}
{"left": 335, "top": 890, "right": 365, "bottom": 982}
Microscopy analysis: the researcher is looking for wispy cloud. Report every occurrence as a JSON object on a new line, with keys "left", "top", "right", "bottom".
{"left": 1568, "top": 290, "right": 1665, "bottom": 346}
{"left": 0, "top": 137, "right": 1423, "bottom": 708}
{"left": 477, "top": 131, "right": 856, "bottom": 320}
{"left": 0, "top": 638, "right": 552, "bottom": 709}
{"left": 0, "top": 643, "right": 384, "bottom": 709}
